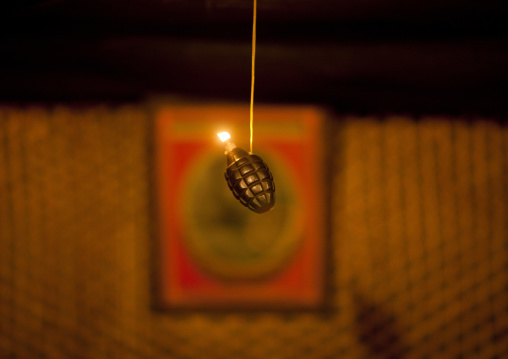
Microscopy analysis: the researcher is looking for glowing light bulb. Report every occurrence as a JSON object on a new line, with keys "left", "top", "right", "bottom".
{"left": 218, "top": 131, "right": 275, "bottom": 214}
{"left": 217, "top": 132, "right": 231, "bottom": 142}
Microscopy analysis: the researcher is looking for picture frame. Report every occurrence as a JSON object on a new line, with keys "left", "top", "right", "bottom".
{"left": 154, "top": 104, "right": 329, "bottom": 309}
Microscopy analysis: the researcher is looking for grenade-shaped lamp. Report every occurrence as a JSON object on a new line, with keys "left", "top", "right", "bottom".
{"left": 218, "top": 132, "right": 275, "bottom": 214}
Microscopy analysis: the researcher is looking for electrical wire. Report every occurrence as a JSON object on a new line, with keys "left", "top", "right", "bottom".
{"left": 250, "top": 0, "right": 256, "bottom": 153}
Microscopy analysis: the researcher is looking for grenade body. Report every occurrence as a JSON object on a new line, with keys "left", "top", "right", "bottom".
{"left": 224, "top": 147, "right": 275, "bottom": 214}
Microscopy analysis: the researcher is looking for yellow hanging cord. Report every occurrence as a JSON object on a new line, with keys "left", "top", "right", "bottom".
{"left": 249, "top": 0, "right": 256, "bottom": 153}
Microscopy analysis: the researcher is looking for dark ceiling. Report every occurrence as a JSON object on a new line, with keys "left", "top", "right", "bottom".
{"left": 1, "top": 0, "right": 508, "bottom": 115}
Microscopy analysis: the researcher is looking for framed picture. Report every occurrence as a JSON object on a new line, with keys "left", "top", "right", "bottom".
{"left": 154, "top": 104, "right": 328, "bottom": 309}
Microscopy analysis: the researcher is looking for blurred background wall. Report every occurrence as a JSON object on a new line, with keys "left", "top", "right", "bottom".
{"left": 1, "top": 0, "right": 508, "bottom": 358}
{"left": 1, "top": 108, "right": 506, "bottom": 358}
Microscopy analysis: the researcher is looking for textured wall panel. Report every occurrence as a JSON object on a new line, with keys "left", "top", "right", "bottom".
{"left": 0, "top": 106, "right": 507, "bottom": 358}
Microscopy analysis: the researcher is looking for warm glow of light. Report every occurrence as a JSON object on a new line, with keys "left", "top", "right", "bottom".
{"left": 217, "top": 132, "right": 231, "bottom": 142}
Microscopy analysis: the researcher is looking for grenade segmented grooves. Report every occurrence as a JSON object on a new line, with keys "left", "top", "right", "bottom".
{"left": 225, "top": 151, "right": 275, "bottom": 214}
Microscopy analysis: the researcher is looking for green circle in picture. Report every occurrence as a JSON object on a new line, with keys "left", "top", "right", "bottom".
{"left": 182, "top": 150, "right": 303, "bottom": 281}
